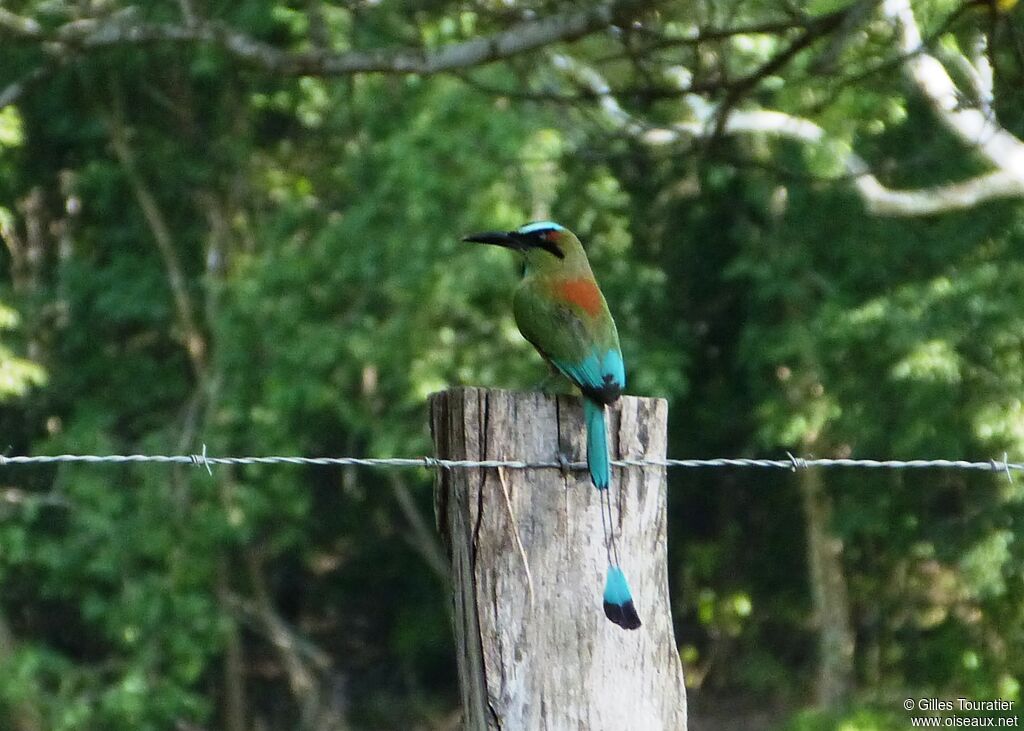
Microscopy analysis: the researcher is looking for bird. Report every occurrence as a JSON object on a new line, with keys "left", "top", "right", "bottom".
{"left": 463, "top": 220, "right": 641, "bottom": 630}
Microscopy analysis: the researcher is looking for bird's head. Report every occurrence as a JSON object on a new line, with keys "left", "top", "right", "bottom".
{"left": 463, "top": 221, "right": 587, "bottom": 272}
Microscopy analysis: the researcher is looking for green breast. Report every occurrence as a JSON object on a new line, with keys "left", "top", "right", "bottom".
{"left": 513, "top": 276, "right": 620, "bottom": 366}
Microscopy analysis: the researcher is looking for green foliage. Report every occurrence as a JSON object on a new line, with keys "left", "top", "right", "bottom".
{"left": 780, "top": 705, "right": 907, "bottom": 731}
{"left": 1, "top": 0, "right": 1024, "bottom": 728}
{"left": 0, "top": 302, "right": 45, "bottom": 397}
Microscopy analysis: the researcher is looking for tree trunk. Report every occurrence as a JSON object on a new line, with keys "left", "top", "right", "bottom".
{"left": 798, "top": 465, "right": 855, "bottom": 706}
{"left": 430, "top": 387, "right": 686, "bottom": 731}
{"left": 0, "top": 611, "right": 42, "bottom": 731}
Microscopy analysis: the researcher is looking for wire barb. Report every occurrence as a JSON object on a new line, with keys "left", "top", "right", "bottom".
{"left": 996, "top": 452, "right": 1013, "bottom": 484}
{"left": 191, "top": 444, "right": 213, "bottom": 476}
{"left": 556, "top": 452, "right": 572, "bottom": 477}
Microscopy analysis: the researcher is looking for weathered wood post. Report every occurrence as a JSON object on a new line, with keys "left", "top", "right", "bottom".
{"left": 430, "top": 387, "right": 686, "bottom": 730}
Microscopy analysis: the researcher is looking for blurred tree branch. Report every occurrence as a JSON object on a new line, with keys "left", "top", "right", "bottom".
{"left": 100, "top": 97, "right": 208, "bottom": 373}
{"left": 0, "top": 1, "right": 637, "bottom": 81}
{"left": 0, "top": 66, "right": 55, "bottom": 121}
{"left": 883, "top": 0, "right": 1024, "bottom": 184}
{"left": 553, "top": 0, "right": 1024, "bottom": 217}
{"left": 705, "top": 7, "right": 851, "bottom": 145}
{"left": 241, "top": 551, "right": 349, "bottom": 731}
{"left": 0, "top": 9, "right": 42, "bottom": 39}
{"left": 386, "top": 472, "right": 450, "bottom": 582}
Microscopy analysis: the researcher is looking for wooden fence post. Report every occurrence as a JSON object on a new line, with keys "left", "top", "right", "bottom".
{"left": 430, "top": 387, "right": 687, "bottom": 731}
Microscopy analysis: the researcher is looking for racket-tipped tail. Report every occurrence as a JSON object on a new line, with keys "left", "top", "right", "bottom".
{"left": 603, "top": 565, "right": 641, "bottom": 630}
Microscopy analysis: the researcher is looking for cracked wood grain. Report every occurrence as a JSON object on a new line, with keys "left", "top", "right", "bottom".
{"left": 431, "top": 388, "right": 686, "bottom": 731}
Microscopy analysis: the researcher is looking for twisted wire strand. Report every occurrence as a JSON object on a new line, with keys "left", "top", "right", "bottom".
{"left": 0, "top": 451, "right": 1021, "bottom": 476}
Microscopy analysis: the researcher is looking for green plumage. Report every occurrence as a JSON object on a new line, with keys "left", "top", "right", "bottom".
{"left": 463, "top": 221, "right": 639, "bottom": 630}
{"left": 512, "top": 233, "right": 624, "bottom": 407}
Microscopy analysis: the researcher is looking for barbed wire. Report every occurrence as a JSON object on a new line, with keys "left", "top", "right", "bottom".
{"left": 0, "top": 448, "right": 1019, "bottom": 480}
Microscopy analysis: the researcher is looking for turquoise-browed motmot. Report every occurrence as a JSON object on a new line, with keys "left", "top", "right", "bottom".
{"left": 463, "top": 221, "right": 641, "bottom": 630}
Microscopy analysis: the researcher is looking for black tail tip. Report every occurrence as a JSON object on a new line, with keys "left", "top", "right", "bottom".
{"left": 603, "top": 600, "right": 642, "bottom": 630}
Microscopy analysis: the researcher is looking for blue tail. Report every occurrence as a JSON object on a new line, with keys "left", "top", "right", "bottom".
{"left": 584, "top": 398, "right": 642, "bottom": 630}
{"left": 603, "top": 565, "right": 642, "bottom": 630}
{"left": 583, "top": 398, "right": 610, "bottom": 490}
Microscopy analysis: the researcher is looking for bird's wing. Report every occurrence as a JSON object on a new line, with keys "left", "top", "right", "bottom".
{"left": 514, "top": 285, "right": 624, "bottom": 405}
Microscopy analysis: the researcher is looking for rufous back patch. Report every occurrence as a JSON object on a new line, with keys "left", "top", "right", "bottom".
{"left": 556, "top": 278, "right": 602, "bottom": 316}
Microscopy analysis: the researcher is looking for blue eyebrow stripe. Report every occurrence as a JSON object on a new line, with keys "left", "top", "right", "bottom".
{"left": 517, "top": 221, "right": 565, "bottom": 234}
